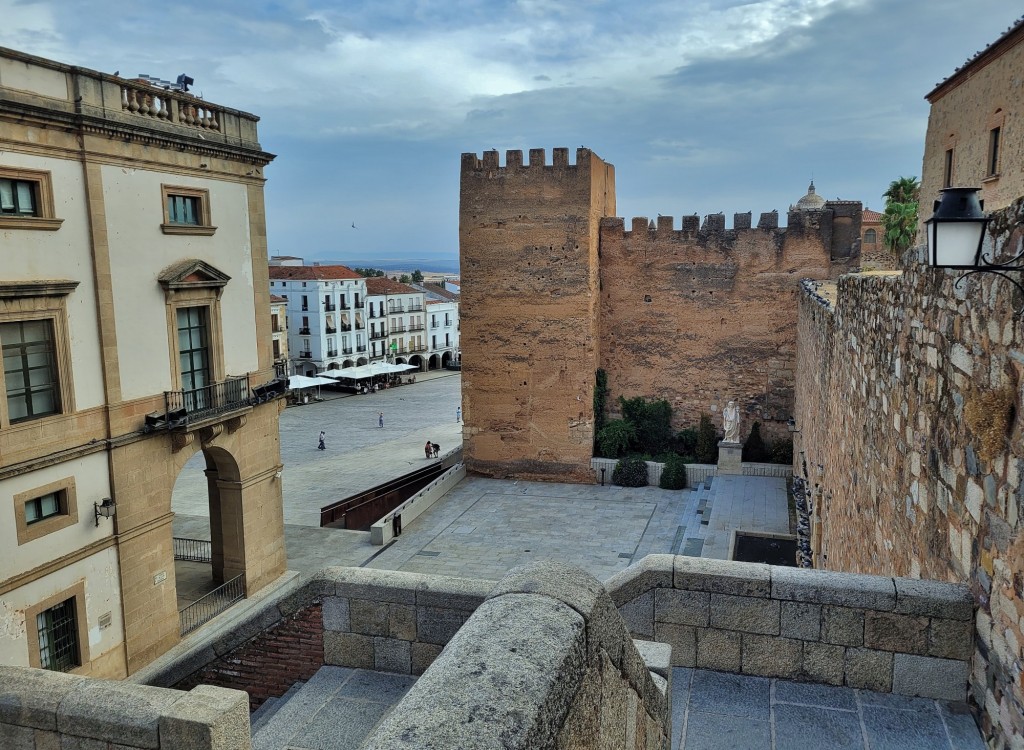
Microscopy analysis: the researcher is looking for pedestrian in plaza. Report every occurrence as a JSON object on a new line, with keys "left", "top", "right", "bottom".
{"left": 317, "top": 430, "right": 326, "bottom": 450}
{"left": 425, "top": 440, "right": 432, "bottom": 459}
{"left": 456, "top": 406, "right": 461, "bottom": 423}
{"left": 431, "top": 442, "right": 440, "bottom": 458}
{"left": 379, "top": 411, "right": 384, "bottom": 428}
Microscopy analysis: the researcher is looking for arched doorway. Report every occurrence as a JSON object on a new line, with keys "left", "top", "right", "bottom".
{"left": 409, "top": 355, "right": 424, "bottom": 371}
{"left": 441, "top": 351, "right": 452, "bottom": 367}
{"left": 327, "top": 362, "right": 340, "bottom": 370}
{"left": 428, "top": 354, "right": 440, "bottom": 370}
{"left": 357, "top": 357, "right": 368, "bottom": 366}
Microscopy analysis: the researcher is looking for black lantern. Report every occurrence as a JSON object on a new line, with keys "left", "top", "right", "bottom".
{"left": 925, "top": 187, "right": 989, "bottom": 268}
{"left": 94, "top": 497, "right": 116, "bottom": 526}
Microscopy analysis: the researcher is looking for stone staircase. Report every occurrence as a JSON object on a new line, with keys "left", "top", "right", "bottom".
{"left": 249, "top": 667, "right": 416, "bottom": 750}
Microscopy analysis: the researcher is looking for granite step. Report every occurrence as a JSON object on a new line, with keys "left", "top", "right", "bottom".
{"left": 250, "top": 680, "right": 305, "bottom": 736}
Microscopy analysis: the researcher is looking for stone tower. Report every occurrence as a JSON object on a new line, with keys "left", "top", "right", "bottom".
{"left": 459, "top": 148, "right": 615, "bottom": 482}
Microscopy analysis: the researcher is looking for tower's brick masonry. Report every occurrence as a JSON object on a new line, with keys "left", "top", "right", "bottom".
{"left": 460, "top": 147, "right": 859, "bottom": 481}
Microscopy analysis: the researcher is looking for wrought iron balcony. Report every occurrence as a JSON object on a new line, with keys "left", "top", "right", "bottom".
{"left": 143, "top": 374, "right": 287, "bottom": 434}
{"left": 355, "top": 322, "right": 365, "bottom": 330}
{"left": 339, "top": 300, "right": 350, "bottom": 310}
{"left": 357, "top": 345, "right": 367, "bottom": 352}
{"left": 299, "top": 351, "right": 312, "bottom": 358}
{"left": 408, "top": 304, "right": 424, "bottom": 312}
{"left": 327, "top": 349, "right": 338, "bottom": 357}
{"left": 408, "top": 324, "right": 425, "bottom": 332}
{"left": 326, "top": 326, "right": 337, "bottom": 334}
{"left": 408, "top": 345, "right": 428, "bottom": 353}
{"left": 391, "top": 324, "right": 406, "bottom": 333}
{"left": 370, "top": 329, "right": 387, "bottom": 340}
{"left": 299, "top": 327, "right": 311, "bottom": 335}
{"left": 342, "top": 347, "right": 353, "bottom": 355}
{"left": 324, "top": 302, "right": 336, "bottom": 311}
{"left": 340, "top": 324, "right": 352, "bottom": 332}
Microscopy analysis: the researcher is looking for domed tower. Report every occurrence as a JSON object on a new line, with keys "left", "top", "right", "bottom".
{"left": 793, "top": 180, "right": 826, "bottom": 211}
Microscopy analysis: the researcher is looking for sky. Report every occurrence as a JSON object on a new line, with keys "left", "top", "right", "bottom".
{"left": 1, "top": 0, "right": 1018, "bottom": 269}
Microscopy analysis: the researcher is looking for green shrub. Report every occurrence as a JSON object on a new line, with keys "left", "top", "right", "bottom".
{"left": 593, "top": 369, "right": 609, "bottom": 436}
{"left": 613, "top": 455, "right": 649, "bottom": 487}
{"left": 695, "top": 414, "right": 718, "bottom": 464}
{"left": 618, "top": 396, "right": 674, "bottom": 456}
{"left": 596, "top": 419, "right": 635, "bottom": 458}
{"left": 743, "top": 421, "right": 770, "bottom": 462}
{"left": 659, "top": 453, "right": 688, "bottom": 490}
{"left": 768, "top": 437, "right": 794, "bottom": 465}
{"left": 676, "top": 428, "right": 698, "bottom": 457}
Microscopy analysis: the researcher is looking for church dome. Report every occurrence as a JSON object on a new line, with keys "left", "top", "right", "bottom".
{"left": 795, "top": 181, "right": 826, "bottom": 211}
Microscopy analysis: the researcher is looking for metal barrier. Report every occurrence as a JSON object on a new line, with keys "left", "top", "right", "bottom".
{"left": 165, "top": 375, "right": 251, "bottom": 428}
{"left": 178, "top": 574, "right": 245, "bottom": 636}
{"left": 173, "top": 537, "right": 212, "bottom": 563}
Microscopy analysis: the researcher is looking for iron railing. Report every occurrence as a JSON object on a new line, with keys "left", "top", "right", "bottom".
{"left": 179, "top": 574, "right": 245, "bottom": 636}
{"left": 164, "top": 375, "right": 250, "bottom": 428}
{"left": 173, "top": 537, "right": 212, "bottom": 562}
{"left": 408, "top": 324, "right": 425, "bottom": 332}
{"left": 324, "top": 302, "right": 336, "bottom": 311}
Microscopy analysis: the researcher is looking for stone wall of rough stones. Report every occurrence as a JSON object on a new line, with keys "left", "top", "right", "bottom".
{"left": 606, "top": 555, "right": 973, "bottom": 700}
{"left": 793, "top": 196, "right": 1024, "bottom": 748}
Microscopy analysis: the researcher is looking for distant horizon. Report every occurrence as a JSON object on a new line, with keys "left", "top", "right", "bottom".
{"left": 273, "top": 256, "right": 461, "bottom": 276}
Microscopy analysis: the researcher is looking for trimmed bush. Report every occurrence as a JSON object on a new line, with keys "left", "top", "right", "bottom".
{"left": 659, "top": 453, "right": 688, "bottom": 490}
{"left": 743, "top": 421, "right": 770, "bottom": 462}
{"left": 676, "top": 427, "right": 698, "bottom": 457}
{"left": 618, "top": 396, "right": 674, "bottom": 456}
{"left": 596, "top": 419, "right": 635, "bottom": 459}
{"left": 612, "top": 456, "right": 649, "bottom": 487}
{"left": 695, "top": 414, "right": 718, "bottom": 464}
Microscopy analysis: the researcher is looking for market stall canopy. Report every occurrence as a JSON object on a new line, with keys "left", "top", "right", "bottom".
{"left": 321, "top": 362, "right": 419, "bottom": 380}
{"left": 288, "top": 375, "right": 337, "bottom": 389}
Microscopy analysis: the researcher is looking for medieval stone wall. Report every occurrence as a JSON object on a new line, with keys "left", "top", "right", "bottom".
{"left": 598, "top": 208, "right": 859, "bottom": 439}
{"left": 459, "top": 148, "right": 615, "bottom": 482}
{"left": 794, "top": 197, "right": 1024, "bottom": 748}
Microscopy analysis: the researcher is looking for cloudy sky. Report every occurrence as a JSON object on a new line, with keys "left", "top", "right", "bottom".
{"left": 1, "top": 0, "right": 1017, "bottom": 269}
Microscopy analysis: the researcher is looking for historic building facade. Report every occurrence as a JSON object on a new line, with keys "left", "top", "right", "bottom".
{"left": 0, "top": 47, "right": 285, "bottom": 676}
{"left": 365, "top": 277, "right": 428, "bottom": 368}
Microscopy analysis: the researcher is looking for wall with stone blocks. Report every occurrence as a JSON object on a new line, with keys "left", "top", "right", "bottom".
{"left": 605, "top": 555, "right": 974, "bottom": 701}
{"left": 793, "top": 197, "right": 1024, "bottom": 749}
{"left": 361, "top": 561, "right": 671, "bottom": 750}
{"left": 0, "top": 665, "right": 251, "bottom": 750}
{"left": 590, "top": 457, "right": 789, "bottom": 486}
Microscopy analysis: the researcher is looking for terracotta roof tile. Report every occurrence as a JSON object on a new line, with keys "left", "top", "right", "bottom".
{"left": 268, "top": 265, "right": 362, "bottom": 281}
{"left": 269, "top": 294, "right": 288, "bottom": 303}
{"left": 862, "top": 209, "right": 883, "bottom": 222}
{"left": 365, "top": 277, "right": 421, "bottom": 295}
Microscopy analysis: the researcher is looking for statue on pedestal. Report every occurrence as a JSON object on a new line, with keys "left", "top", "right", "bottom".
{"left": 722, "top": 401, "right": 740, "bottom": 443}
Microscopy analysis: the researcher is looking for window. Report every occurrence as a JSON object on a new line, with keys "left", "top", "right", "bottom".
{"left": 864, "top": 229, "right": 876, "bottom": 244}
{"left": 160, "top": 185, "right": 215, "bottom": 235}
{"left": 943, "top": 149, "right": 954, "bottom": 188}
{"left": 177, "top": 307, "right": 210, "bottom": 397}
{"left": 988, "top": 127, "right": 1001, "bottom": 176}
{"left": 37, "top": 598, "right": 80, "bottom": 672}
{"left": 1, "top": 319, "right": 61, "bottom": 423}
{"left": 0, "top": 167, "right": 61, "bottom": 230}
{"left": 25, "top": 491, "right": 62, "bottom": 524}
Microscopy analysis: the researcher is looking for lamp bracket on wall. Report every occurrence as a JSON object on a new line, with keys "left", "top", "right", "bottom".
{"left": 953, "top": 247, "right": 1024, "bottom": 315}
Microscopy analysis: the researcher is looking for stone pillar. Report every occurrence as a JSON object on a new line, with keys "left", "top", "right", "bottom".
{"left": 205, "top": 468, "right": 225, "bottom": 584}
{"left": 215, "top": 478, "right": 246, "bottom": 582}
{"left": 717, "top": 441, "right": 742, "bottom": 475}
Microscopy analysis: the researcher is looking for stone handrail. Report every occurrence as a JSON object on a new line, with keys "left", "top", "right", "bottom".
{"left": 120, "top": 81, "right": 221, "bottom": 131}
{"left": 606, "top": 555, "right": 973, "bottom": 700}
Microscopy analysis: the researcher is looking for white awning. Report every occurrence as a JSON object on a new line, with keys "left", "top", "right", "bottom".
{"left": 288, "top": 375, "right": 337, "bottom": 389}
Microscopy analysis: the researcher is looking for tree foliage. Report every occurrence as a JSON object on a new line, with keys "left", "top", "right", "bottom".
{"left": 399, "top": 274, "right": 411, "bottom": 283}
{"left": 618, "top": 396, "right": 673, "bottom": 456}
{"left": 593, "top": 369, "right": 609, "bottom": 436}
{"left": 354, "top": 267, "right": 385, "bottom": 277}
{"left": 882, "top": 176, "right": 921, "bottom": 256}
{"left": 695, "top": 414, "right": 718, "bottom": 464}
{"left": 411, "top": 269, "right": 424, "bottom": 283}
{"left": 596, "top": 419, "right": 635, "bottom": 459}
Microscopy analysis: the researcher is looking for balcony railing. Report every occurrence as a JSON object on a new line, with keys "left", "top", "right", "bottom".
{"left": 342, "top": 347, "right": 353, "bottom": 355}
{"left": 299, "top": 351, "right": 312, "bottom": 358}
{"left": 389, "top": 306, "right": 405, "bottom": 314}
{"left": 179, "top": 573, "right": 245, "bottom": 636}
{"left": 355, "top": 322, "right": 365, "bottom": 330}
{"left": 391, "top": 325, "right": 406, "bottom": 333}
{"left": 299, "top": 327, "right": 311, "bottom": 335}
{"left": 370, "top": 330, "right": 387, "bottom": 340}
{"left": 357, "top": 345, "right": 367, "bottom": 352}
{"left": 324, "top": 302, "right": 336, "bottom": 311}
{"left": 340, "top": 301, "right": 350, "bottom": 310}
{"left": 340, "top": 324, "right": 352, "bottom": 332}
{"left": 326, "top": 326, "right": 337, "bottom": 334}
{"left": 327, "top": 349, "right": 338, "bottom": 357}
{"left": 272, "top": 324, "right": 283, "bottom": 333}
{"left": 408, "top": 324, "right": 425, "bottom": 332}
{"left": 173, "top": 537, "right": 212, "bottom": 563}
{"left": 162, "top": 375, "right": 251, "bottom": 428}
{"left": 408, "top": 304, "right": 424, "bottom": 312}
{"left": 408, "top": 345, "right": 428, "bottom": 353}
{"left": 301, "top": 305, "right": 309, "bottom": 311}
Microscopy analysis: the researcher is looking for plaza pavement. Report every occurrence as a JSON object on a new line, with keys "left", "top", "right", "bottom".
{"left": 172, "top": 370, "right": 793, "bottom": 584}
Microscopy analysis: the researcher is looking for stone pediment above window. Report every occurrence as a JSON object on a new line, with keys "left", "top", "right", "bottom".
{"left": 158, "top": 259, "right": 231, "bottom": 293}
{"left": 0, "top": 280, "right": 79, "bottom": 299}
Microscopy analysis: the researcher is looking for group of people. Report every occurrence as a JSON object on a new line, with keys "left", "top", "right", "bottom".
{"left": 424, "top": 440, "right": 441, "bottom": 458}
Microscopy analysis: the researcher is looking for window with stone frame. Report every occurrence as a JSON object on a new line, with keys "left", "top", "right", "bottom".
{"left": 988, "top": 127, "right": 1001, "bottom": 177}
{"left": 1, "top": 319, "right": 62, "bottom": 423}
{"left": 25, "top": 490, "right": 65, "bottom": 525}
{"left": 864, "top": 229, "right": 876, "bottom": 244}
{"left": 0, "top": 167, "right": 62, "bottom": 230}
{"left": 160, "top": 185, "right": 216, "bottom": 235}
{"left": 36, "top": 597, "right": 80, "bottom": 672}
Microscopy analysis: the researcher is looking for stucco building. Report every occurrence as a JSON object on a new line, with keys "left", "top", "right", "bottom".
{"left": 0, "top": 47, "right": 286, "bottom": 677}
{"left": 364, "top": 277, "right": 428, "bottom": 368}
{"left": 922, "top": 17, "right": 1024, "bottom": 211}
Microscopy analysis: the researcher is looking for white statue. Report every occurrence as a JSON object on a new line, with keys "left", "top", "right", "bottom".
{"left": 722, "top": 401, "right": 740, "bottom": 443}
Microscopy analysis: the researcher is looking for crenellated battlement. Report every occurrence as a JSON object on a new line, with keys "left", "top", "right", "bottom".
{"left": 461, "top": 147, "right": 594, "bottom": 173}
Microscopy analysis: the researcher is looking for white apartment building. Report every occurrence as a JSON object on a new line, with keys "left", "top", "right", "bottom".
{"left": 268, "top": 265, "right": 368, "bottom": 375}
{"left": 365, "top": 278, "right": 428, "bottom": 369}
{"left": 427, "top": 300, "right": 460, "bottom": 369}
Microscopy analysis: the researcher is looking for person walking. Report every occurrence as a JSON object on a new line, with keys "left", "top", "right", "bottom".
{"left": 425, "top": 440, "right": 432, "bottom": 459}
{"left": 378, "top": 411, "right": 384, "bottom": 428}
{"left": 317, "top": 430, "right": 326, "bottom": 450}
{"left": 456, "top": 406, "right": 461, "bottom": 423}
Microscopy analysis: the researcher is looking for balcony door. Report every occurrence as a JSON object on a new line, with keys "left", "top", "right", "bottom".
{"left": 178, "top": 306, "right": 210, "bottom": 411}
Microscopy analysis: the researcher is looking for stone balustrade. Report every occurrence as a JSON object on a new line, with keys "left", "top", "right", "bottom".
{"left": 606, "top": 555, "right": 974, "bottom": 700}
{"left": 120, "top": 82, "right": 222, "bottom": 131}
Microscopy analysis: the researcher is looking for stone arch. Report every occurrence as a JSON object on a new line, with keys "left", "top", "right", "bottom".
{"left": 428, "top": 354, "right": 440, "bottom": 370}
{"left": 327, "top": 362, "right": 340, "bottom": 370}
{"left": 357, "top": 357, "right": 368, "bottom": 366}
{"left": 342, "top": 360, "right": 355, "bottom": 368}
{"left": 409, "top": 355, "right": 424, "bottom": 371}
{"left": 442, "top": 351, "right": 452, "bottom": 367}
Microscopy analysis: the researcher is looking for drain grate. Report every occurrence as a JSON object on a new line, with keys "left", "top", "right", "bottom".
{"left": 416, "top": 550, "right": 441, "bottom": 557}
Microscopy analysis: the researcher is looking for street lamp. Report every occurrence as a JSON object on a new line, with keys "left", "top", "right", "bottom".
{"left": 922, "top": 187, "right": 1024, "bottom": 312}
{"left": 94, "top": 497, "right": 116, "bottom": 527}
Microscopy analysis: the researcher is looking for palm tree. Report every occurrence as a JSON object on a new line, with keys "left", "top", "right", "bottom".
{"left": 882, "top": 176, "right": 921, "bottom": 255}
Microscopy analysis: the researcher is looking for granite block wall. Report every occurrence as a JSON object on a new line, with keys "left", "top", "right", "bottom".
{"left": 793, "top": 196, "right": 1024, "bottom": 748}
